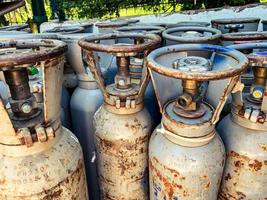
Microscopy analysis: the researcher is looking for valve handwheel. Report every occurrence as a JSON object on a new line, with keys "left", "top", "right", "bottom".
{"left": 147, "top": 44, "right": 248, "bottom": 121}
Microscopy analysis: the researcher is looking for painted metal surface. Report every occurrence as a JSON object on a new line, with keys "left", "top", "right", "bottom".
{"left": 70, "top": 86, "right": 102, "bottom": 200}
{"left": 218, "top": 115, "right": 267, "bottom": 199}
{"left": 0, "top": 127, "right": 88, "bottom": 200}
{"left": 149, "top": 127, "right": 225, "bottom": 200}
{"left": 94, "top": 105, "right": 152, "bottom": 200}
{"left": 61, "top": 32, "right": 104, "bottom": 200}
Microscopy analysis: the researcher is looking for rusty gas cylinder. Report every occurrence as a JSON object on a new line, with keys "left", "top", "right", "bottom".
{"left": 79, "top": 32, "right": 161, "bottom": 200}
{"left": 218, "top": 51, "right": 267, "bottom": 199}
{"left": 0, "top": 39, "right": 88, "bottom": 199}
{"left": 147, "top": 44, "right": 248, "bottom": 199}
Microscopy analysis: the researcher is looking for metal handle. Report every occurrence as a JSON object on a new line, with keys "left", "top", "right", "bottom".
{"left": 147, "top": 44, "right": 249, "bottom": 120}
{"left": 147, "top": 44, "right": 248, "bottom": 81}
{"left": 162, "top": 26, "right": 221, "bottom": 43}
{"left": 79, "top": 32, "right": 161, "bottom": 105}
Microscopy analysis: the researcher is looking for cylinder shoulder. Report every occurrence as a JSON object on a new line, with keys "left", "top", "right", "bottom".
{"left": 149, "top": 126, "right": 225, "bottom": 171}
{"left": 218, "top": 115, "right": 267, "bottom": 159}
{"left": 0, "top": 127, "right": 85, "bottom": 196}
{"left": 94, "top": 106, "right": 152, "bottom": 139}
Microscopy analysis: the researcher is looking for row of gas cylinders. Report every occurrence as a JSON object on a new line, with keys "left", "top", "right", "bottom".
{"left": 0, "top": 17, "right": 266, "bottom": 200}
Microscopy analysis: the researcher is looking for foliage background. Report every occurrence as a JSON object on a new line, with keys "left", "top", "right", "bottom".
{"left": 2, "top": 0, "right": 267, "bottom": 24}
{"left": 54, "top": 0, "right": 263, "bottom": 19}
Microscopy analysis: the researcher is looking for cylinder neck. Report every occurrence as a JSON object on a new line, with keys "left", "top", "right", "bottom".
{"left": 3, "top": 68, "right": 38, "bottom": 118}
{"left": 4, "top": 68, "right": 31, "bottom": 100}
{"left": 161, "top": 100, "right": 215, "bottom": 147}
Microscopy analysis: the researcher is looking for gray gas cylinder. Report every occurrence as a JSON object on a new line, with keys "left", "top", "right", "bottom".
{"left": 79, "top": 32, "right": 161, "bottom": 199}
{"left": 211, "top": 18, "right": 260, "bottom": 33}
{"left": 60, "top": 33, "right": 104, "bottom": 200}
{"left": 217, "top": 51, "right": 267, "bottom": 199}
{"left": 146, "top": 44, "right": 248, "bottom": 199}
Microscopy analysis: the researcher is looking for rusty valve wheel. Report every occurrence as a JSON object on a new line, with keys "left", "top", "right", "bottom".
{"left": 147, "top": 44, "right": 248, "bottom": 123}
{"left": 221, "top": 32, "right": 267, "bottom": 46}
{"left": 44, "top": 25, "right": 85, "bottom": 34}
{"left": 116, "top": 25, "right": 165, "bottom": 35}
{"left": 147, "top": 44, "right": 248, "bottom": 81}
{"left": 78, "top": 32, "right": 161, "bottom": 113}
{"left": 79, "top": 32, "right": 161, "bottom": 56}
{"left": 0, "top": 39, "right": 67, "bottom": 131}
{"left": 162, "top": 26, "right": 222, "bottom": 45}
{"left": 228, "top": 42, "right": 267, "bottom": 52}
{"left": 0, "top": 39, "right": 67, "bottom": 69}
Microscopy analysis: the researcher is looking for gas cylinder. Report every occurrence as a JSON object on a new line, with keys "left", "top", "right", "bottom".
{"left": 263, "top": 20, "right": 267, "bottom": 31}
{"left": 115, "top": 25, "right": 165, "bottom": 126}
{"left": 0, "top": 39, "right": 88, "bottom": 199}
{"left": 217, "top": 51, "right": 267, "bottom": 199}
{"left": 221, "top": 31, "right": 267, "bottom": 46}
{"left": 211, "top": 18, "right": 260, "bottom": 33}
{"left": 79, "top": 32, "right": 161, "bottom": 199}
{"left": 60, "top": 33, "right": 104, "bottom": 200}
{"left": 146, "top": 44, "right": 248, "bottom": 199}
{"left": 163, "top": 26, "right": 222, "bottom": 46}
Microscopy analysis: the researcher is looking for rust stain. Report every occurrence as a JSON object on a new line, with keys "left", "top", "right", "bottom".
{"left": 96, "top": 135, "right": 149, "bottom": 155}
{"left": 40, "top": 159, "right": 87, "bottom": 200}
{"left": 259, "top": 144, "right": 267, "bottom": 152}
{"left": 248, "top": 160, "right": 262, "bottom": 171}
{"left": 220, "top": 150, "right": 267, "bottom": 199}
{"left": 150, "top": 157, "right": 186, "bottom": 200}
{"left": 224, "top": 173, "right": 232, "bottom": 181}
{"left": 202, "top": 181, "right": 210, "bottom": 190}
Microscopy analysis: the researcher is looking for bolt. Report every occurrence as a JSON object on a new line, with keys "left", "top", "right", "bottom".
{"left": 21, "top": 103, "right": 32, "bottom": 114}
